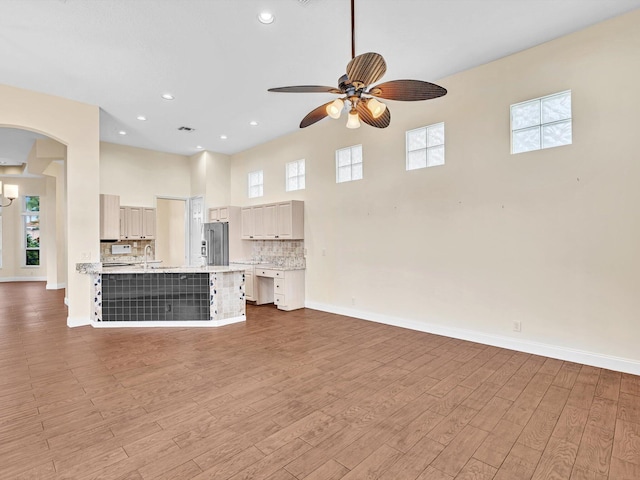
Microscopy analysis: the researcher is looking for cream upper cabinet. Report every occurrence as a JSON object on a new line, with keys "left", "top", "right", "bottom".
{"left": 241, "top": 200, "right": 304, "bottom": 240}
{"left": 127, "top": 206, "right": 143, "bottom": 239}
{"left": 100, "top": 194, "right": 120, "bottom": 241}
{"left": 252, "top": 205, "right": 265, "bottom": 238}
{"left": 120, "top": 206, "right": 156, "bottom": 240}
{"left": 274, "top": 200, "right": 304, "bottom": 239}
{"left": 241, "top": 207, "right": 253, "bottom": 239}
{"left": 142, "top": 208, "right": 156, "bottom": 239}
{"left": 263, "top": 204, "right": 278, "bottom": 238}
{"left": 241, "top": 205, "right": 265, "bottom": 239}
{"left": 119, "top": 207, "right": 127, "bottom": 240}
{"left": 209, "top": 206, "right": 230, "bottom": 222}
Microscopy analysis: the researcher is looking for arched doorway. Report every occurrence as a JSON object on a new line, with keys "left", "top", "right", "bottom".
{"left": 0, "top": 83, "right": 100, "bottom": 326}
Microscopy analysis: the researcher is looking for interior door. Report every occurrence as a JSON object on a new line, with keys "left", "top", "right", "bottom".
{"left": 188, "top": 196, "right": 205, "bottom": 266}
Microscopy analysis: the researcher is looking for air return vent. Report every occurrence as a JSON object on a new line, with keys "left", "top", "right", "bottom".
{"left": 178, "top": 126, "right": 196, "bottom": 132}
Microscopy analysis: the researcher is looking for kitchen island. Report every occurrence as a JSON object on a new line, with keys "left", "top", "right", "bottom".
{"left": 76, "top": 263, "right": 246, "bottom": 327}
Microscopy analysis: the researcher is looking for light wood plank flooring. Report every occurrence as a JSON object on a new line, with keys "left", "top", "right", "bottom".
{"left": 1, "top": 281, "right": 639, "bottom": 479}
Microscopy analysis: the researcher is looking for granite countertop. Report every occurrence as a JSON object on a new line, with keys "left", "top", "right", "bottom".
{"left": 77, "top": 263, "right": 246, "bottom": 274}
{"left": 230, "top": 261, "right": 305, "bottom": 271}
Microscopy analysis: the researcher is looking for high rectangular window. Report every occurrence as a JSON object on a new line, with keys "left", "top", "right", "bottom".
{"left": 24, "top": 195, "right": 40, "bottom": 266}
{"left": 406, "top": 122, "right": 445, "bottom": 170}
{"left": 511, "top": 90, "right": 572, "bottom": 154}
{"left": 286, "top": 159, "right": 305, "bottom": 192}
{"left": 248, "top": 170, "right": 263, "bottom": 198}
{"left": 336, "top": 145, "right": 363, "bottom": 183}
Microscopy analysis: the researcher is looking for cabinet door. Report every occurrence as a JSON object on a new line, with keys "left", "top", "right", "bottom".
{"left": 263, "top": 204, "right": 278, "bottom": 238}
{"left": 100, "top": 194, "right": 120, "bottom": 240}
{"left": 218, "top": 207, "right": 229, "bottom": 221}
{"left": 120, "top": 207, "right": 128, "bottom": 239}
{"left": 245, "top": 271, "right": 254, "bottom": 300}
{"left": 252, "top": 206, "right": 265, "bottom": 238}
{"left": 127, "top": 207, "right": 143, "bottom": 239}
{"left": 277, "top": 202, "right": 293, "bottom": 239}
{"left": 208, "top": 208, "right": 219, "bottom": 222}
{"left": 142, "top": 208, "right": 156, "bottom": 239}
{"left": 241, "top": 207, "right": 253, "bottom": 239}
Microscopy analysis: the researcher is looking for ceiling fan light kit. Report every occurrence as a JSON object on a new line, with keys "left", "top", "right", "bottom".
{"left": 326, "top": 99, "right": 345, "bottom": 119}
{"left": 268, "top": 0, "right": 447, "bottom": 130}
{"left": 346, "top": 109, "right": 361, "bottom": 129}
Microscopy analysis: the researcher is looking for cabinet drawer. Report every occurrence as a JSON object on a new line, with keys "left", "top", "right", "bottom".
{"left": 274, "top": 294, "right": 286, "bottom": 306}
{"left": 274, "top": 279, "right": 284, "bottom": 292}
{"left": 256, "top": 268, "right": 276, "bottom": 278}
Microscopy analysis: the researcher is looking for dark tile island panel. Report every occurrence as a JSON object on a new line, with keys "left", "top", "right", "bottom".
{"left": 101, "top": 273, "right": 210, "bottom": 321}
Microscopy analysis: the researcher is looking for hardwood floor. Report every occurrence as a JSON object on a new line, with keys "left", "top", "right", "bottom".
{"left": 1, "top": 281, "right": 640, "bottom": 479}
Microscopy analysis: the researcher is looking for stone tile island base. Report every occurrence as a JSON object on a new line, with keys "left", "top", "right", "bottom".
{"left": 77, "top": 264, "right": 246, "bottom": 327}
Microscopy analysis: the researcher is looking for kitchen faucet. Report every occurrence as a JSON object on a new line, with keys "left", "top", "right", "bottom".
{"left": 144, "top": 244, "right": 152, "bottom": 270}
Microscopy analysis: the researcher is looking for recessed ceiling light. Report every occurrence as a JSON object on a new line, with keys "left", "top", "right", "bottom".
{"left": 136, "top": 115, "right": 147, "bottom": 121}
{"left": 118, "top": 130, "right": 127, "bottom": 135}
{"left": 220, "top": 135, "right": 228, "bottom": 140}
{"left": 249, "top": 121, "right": 258, "bottom": 126}
{"left": 258, "top": 11, "right": 275, "bottom": 24}
{"left": 161, "top": 93, "right": 175, "bottom": 100}
{"left": 196, "top": 145, "right": 203, "bottom": 149}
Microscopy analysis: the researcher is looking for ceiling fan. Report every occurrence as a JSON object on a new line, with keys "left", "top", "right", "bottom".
{"left": 268, "top": 0, "right": 447, "bottom": 129}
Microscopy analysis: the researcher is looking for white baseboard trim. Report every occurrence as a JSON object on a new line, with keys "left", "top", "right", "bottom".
{"left": 305, "top": 301, "right": 640, "bottom": 376}
{"left": 0, "top": 277, "right": 47, "bottom": 283}
{"left": 46, "top": 282, "right": 67, "bottom": 290}
{"left": 91, "top": 316, "right": 246, "bottom": 328}
{"left": 67, "top": 316, "right": 91, "bottom": 328}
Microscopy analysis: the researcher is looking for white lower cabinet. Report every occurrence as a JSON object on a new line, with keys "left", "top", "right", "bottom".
{"left": 244, "top": 267, "right": 255, "bottom": 301}
{"left": 255, "top": 269, "right": 305, "bottom": 311}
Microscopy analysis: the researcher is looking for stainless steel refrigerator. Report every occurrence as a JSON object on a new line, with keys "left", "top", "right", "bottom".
{"left": 201, "top": 222, "right": 229, "bottom": 266}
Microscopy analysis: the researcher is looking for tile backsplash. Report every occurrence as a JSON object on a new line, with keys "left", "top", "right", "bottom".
{"left": 101, "top": 240, "right": 155, "bottom": 263}
{"left": 251, "top": 240, "right": 305, "bottom": 268}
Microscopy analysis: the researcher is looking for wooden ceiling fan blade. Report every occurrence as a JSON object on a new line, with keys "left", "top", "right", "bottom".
{"left": 346, "top": 52, "right": 387, "bottom": 86}
{"left": 356, "top": 100, "right": 391, "bottom": 128}
{"left": 268, "top": 85, "right": 342, "bottom": 94}
{"left": 300, "top": 101, "right": 334, "bottom": 128}
{"left": 368, "top": 80, "right": 447, "bottom": 101}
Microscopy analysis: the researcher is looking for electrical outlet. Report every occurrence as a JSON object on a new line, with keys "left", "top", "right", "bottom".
{"left": 513, "top": 320, "right": 522, "bottom": 332}
{"left": 79, "top": 252, "right": 91, "bottom": 261}
{"left": 351, "top": 296, "right": 356, "bottom": 306}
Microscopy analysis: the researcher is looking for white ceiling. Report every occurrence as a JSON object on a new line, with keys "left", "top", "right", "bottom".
{"left": 0, "top": 128, "right": 46, "bottom": 166}
{"left": 1, "top": 0, "right": 639, "bottom": 162}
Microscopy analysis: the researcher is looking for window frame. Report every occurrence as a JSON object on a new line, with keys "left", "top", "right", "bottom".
{"left": 335, "top": 144, "right": 363, "bottom": 184}
{"left": 22, "top": 195, "right": 40, "bottom": 268}
{"left": 247, "top": 170, "right": 264, "bottom": 198}
{"left": 510, "top": 90, "right": 572, "bottom": 154}
{"left": 285, "top": 159, "right": 306, "bottom": 192}
{"left": 406, "top": 122, "right": 445, "bottom": 171}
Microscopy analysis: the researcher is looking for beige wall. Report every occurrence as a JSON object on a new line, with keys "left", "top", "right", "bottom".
{"left": 230, "top": 10, "right": 640, "bottom": 367}
{"left": 189, "top": 150, "right": 232, "bottom": 208}
{"left": 100, "top": 142, "right": 191, "bottom": 207}
{"left": 205, "top": 151, "right": 231, "bottom": 208}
